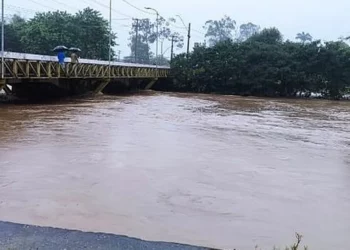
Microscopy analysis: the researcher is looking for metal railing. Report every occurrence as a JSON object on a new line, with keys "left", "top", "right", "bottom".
{"left": 0, "top": 52, "right": 170, "bottom": 79}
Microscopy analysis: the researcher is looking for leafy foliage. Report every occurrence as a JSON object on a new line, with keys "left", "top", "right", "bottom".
{"left": 1, "top": 8, "right": 116, "bottom": 60}
{"left": 296, "top": 32, "right": 313, "bottom": 44}
{"left": 204, "top": 15, "right": 236, "bottom": 46}
{"left": 126, "top": 17, "right": 183, "bottom": 64}
{"left": 170, "top": 27, "right": 350, "bottom": 99}
{"left": 128, "top": 18, "right": 154, "bottom": 63}
{"left": 127, "top": 36, "right": 152, "bottom": 64}
{"left": 170, "top": 32, "right": 185, "bottom": 50}
{"left": 238, "top": 22, "right": 260, "bottom": 42}
{"left": 3, "top": 15, "right": 26, "bottom": 52}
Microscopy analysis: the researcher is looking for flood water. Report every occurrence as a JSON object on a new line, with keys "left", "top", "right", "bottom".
{"left": 0, "top": 92, "right": 349, "bottom": 250}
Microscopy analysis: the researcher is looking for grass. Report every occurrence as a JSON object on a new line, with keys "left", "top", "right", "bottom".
{"left": 6, "top": 232, "right": 309, "bottom": 250}
{"left": 252, "top": 233, "right": 308, "bottom": 250}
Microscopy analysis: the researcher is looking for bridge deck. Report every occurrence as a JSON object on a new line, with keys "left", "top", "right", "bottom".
{"left": 0, "top": 52, "right": 170, "bottom": 80}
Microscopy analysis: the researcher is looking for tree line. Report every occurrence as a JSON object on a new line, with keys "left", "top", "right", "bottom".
{"left": 169, "top": 16, "right": 350, "bottom": 99}
{"left": 1, "top": 8, "right": 116, "bottom": 60}
{"left": 1, "top": 8, "right": 182, "bottom": 65}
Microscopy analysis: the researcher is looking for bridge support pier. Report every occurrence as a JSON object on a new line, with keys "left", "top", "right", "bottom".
{"left": 94, "top": 79, "right": 110, "bottom": 94}
{"left": 7, "top": 79, "right": 112, "bottom": 100}
{"left": 145, "top": 78, "right": 158, "bottom": 90}
{"left": 0, "top": 79, "right": 12, "bottom": 95}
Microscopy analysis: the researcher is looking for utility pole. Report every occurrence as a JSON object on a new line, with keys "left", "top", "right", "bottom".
{"left": 187, "top": 23, "right": 191, "bottom": 59}
{"left": 155, "top": 12, "right": 159, "bottom": 69}
{"left": 134, "top": 18, "right": 139, "bottom": 63}
{"left": 144, "top": 7, "right": 159, "bottom": 72}
{"left": 108, "top": 0, "right": 112, "bottom": 78}
{"left": 170, "top": 36, "right": 174, "bottom": 63}
{"left": 1, "top": 0, "right": 4, "bottom": 79}
{"left": 176, "top": 15, "right": 191, "bottom": 60}
{"left": 118, "top": 50, "right": 121, "bottom": 62}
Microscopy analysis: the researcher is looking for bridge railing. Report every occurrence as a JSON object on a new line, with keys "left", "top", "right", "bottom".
{"left": 1, "top": 52, "right": 170, "bottom": 79}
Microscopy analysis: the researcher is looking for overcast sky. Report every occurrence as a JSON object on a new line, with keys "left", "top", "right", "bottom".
{"left": 6, "top": 0, "right": 350, "bottom": 58}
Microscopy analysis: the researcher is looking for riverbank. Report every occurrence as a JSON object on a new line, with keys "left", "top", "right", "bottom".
{"left": 152, "top": 82, "right": 350, "bottom": 101}
{"left": 0, "top": 221, "right": 215, "bottom": 250}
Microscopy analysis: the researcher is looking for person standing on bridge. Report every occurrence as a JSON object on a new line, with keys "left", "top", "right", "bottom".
{"left": 57, "top": 51, "right": 65, "bottom": 68}
{"left": 69, "top": 48, "right": 81, "bottom": 64}
{"left": 70, "top": 52, "right": 79, "bottom": 64}
{"left": 70, "top": 52, "right": 79, "bottom": 75}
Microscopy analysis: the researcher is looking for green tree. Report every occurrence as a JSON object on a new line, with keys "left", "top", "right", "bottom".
{"left": 296, "top": 32, "right": 313, "bottom": 43}
{"left": 203, "top": 16, "right": 236, "bottom": 46}
{"left": 169, "top": 27, "right": 350, "bottom": 100}
{"left": 249, "top": 27, "right": 283, "bottom": 44}
{"left": 316, "top": 41, "right": 350, "bottom": 99}
{"left": 128, "top": 17, "right": 181, "bottom": 63}
{"left": 238, "top": 22, "right": 260, "bottom": 42}
{"left": 20, "top": 8, "right": 116, "bottom": 59}
{"left": 1, "top": 15, "right": 26, "bottom": 52}
{"left": 73, "top": 8, "right": 116, "bottom": 60}
{"left": 128, "top": 36, "right": 152, "bottom": 63}
{"left": 169, "top": 31, "right": 184, "bottom": 59}
{"left": 21, "top": 11, "right": 75, "bottom": 54}
{"left": 129, "top": 18, "right": 154, "bottom": 63}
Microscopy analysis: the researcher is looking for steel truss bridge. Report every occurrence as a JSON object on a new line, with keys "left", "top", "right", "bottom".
{"left": 0, "top": 52, "right": 170, "bottom": 97}
{"left": 0, "top": 52, "right": 169, "bottom": 79}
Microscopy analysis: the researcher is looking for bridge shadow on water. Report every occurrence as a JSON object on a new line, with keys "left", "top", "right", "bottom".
{"left": 1, "top": 77, "right": 164, "bottom": 105}
{"left": 0, "top": 89, "right": 157, "bottom": 106}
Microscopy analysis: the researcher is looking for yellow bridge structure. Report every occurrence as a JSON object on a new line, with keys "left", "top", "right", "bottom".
{"left": 0, "top": 52, "right": 170, "bottom": 99}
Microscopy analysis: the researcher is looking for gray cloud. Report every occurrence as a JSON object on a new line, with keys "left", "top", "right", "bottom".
{"left": 7, "top": 0, "right": 350, "bottom": 58}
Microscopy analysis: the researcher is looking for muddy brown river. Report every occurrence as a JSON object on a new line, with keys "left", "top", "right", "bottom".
{"left": 0, "top": 92, "right": 349, "bottom": 250}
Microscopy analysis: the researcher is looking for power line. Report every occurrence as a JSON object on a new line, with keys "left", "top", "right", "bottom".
{"left": 168, "top": 23, "right": 187, "bottom": 30}
{"left": 112, "top": 23, "right": 130, "bottom": 28}
{"left": 121, "top": 0, "right": 154, "bottom": 15}
{"left": 112, "top": 18, "right": 132, "bottom": 21}
{"left": 83, "top": 0, "right": 133, "bottom": 18}
{"left": 5, "top": 5, "right": 39, "bottom": 15}
{"left": 192, "top": 28, "right": 205, "bottom": 35}
{"left": 46, "top": 0, "right": 80, "bottom": 11}
{"left": 27, "top": 0, "right": 58, "bottom": 11}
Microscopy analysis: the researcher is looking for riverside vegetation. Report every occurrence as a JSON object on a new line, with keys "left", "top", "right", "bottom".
{"left": 169, "top": 17, "right": 350, "bottom": 100}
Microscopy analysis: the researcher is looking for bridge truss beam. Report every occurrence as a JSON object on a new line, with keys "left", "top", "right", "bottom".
{"left": 1, "top": 59, "right": 169, "bottom": 79}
